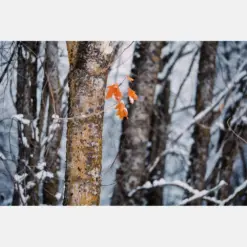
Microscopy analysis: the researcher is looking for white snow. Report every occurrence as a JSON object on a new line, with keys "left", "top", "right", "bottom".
{"left": 12, "top": 114, "right": 30, "bottom": 125}
{"left": 0, "top": 152, "right": 6, "bottom": 160}
{"left": 36, "top": 171, "right": 54, "bottom": 180}
{"left": 37, "top": 162, "right": 46, "bottom": 171}
{"left": 55, "top": 192, "right": 62, "bottom": 200}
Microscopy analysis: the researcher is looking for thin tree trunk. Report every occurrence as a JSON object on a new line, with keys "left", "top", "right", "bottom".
{"left": 188, "top": 42, "right": 218, "bottom": 205}
{"left": 111, "top": 42, "right": 164, "bottom": 205}
{"left": 13, "top": 41, "right": 39, "bottom": 205}
{"left": 146, "top": 42, "right": 170, "bottom": 205}
{"left": 218, "top": 107, "right": 247, "bottom": 200}
{"left": 205, "top": 66, "right": 247, "bottom": 202}
{"left": 147, "top": 79, "right": 171, "bottom": 205}
{"left": 42, "top": 41, "right": 63, "bottom": 205}
{"left": 64, "top": 42, "right": 118, "bottom": 205}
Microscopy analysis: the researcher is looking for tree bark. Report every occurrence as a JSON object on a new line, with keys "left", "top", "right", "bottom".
{"left": 13, "top": 41, "right": 39, "bottom": 205}
{"left": 147, "top": 79, "right": 171, "bottom": 205}
{"left": 42, "top": 41, "right": 63, "bottom": 205}
{"left": 64, "top": 42, "right": 118, "bottom": 205}
{"left": 188, "top": 41, "right": 218, "bottom": 205}
{"left": 111, "top": 42, "right": 164, "bottom": 205}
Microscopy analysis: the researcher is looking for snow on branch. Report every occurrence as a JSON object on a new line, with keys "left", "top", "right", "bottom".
{"left": 129, "top": 176, "right": 247, "bottom": 205}
{"left": 148, "top": 147, "right": 189, "bottom": 173}
{"left": 172, "top": 70, "right": 247, "bottom": 144}
{"left": 14, "top": 173, "right": 28, "bottom": 183}
{"left": 36, "top": 170, "right": 54, "bottom": 181}
{"left": 179, "top": 181, "right": 227, "bottom": 205}
{"left": 158, "top": 42, "right": 189, "bottom": 81}
{"left": 11, "top": 114, "right": 31, "bottom": 125}
{"left": 220, "top": 180, "right": 247, "bottom": 205}
{"left": 128, "top": 178, "right": 227, "bottom": 205}
{"left": 0, "top": 151, "right": 6, "bottom": 160}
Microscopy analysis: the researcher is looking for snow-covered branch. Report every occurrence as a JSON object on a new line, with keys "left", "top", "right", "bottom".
{"left": 11, "top": 114, "right": 31, "bottom": 125}
{"left": 172, "top": 70, "right": 247, "bottom": 144}
{"left": 220, "top": 180, "right": 247, "bottom": 205}
{"left": 128, "top": 178, "right": 227, "bottom": 205}
{"left": 148, "top": 147, "right": 189, "bottom": 173}
{"left": 179, "top": 181, "right": 227, "bottom": 205}
{"left": 158, "top": 42, "right": 189, "bottom": 81}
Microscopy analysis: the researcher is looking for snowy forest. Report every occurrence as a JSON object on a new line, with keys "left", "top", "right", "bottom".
{"left": 0, "top": 41, "right": 247, "bottom": 206}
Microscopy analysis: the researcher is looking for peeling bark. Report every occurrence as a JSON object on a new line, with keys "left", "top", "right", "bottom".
{"left": 64, "top": 42, "right": 118, "bottom": 205}
{"left": 188, "top": 42, "right": 218, "bottom": 205}
{"left": 111, "top": 42, "right": 164, "bottom": 205}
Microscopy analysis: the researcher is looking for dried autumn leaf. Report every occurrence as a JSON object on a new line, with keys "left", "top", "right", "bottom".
{"left": 115, "top": 101, "right": 128, "bottom": 120}
{"left": 126, "top": 75, "right": 134, "bottom": 82}
{"left": 106, "top": 83, "right": 122, "bottom": 101}
{"left": 128, "top": 88, "right": 138, "bottom": 104}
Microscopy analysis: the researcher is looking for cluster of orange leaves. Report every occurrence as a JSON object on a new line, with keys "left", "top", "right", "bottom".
{"left": 105, "top": 76, "right": 138, "bottom": 119}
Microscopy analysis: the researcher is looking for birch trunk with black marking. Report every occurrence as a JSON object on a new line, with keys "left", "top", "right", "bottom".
{"left": 64, "top": 42, "right": 118, "bottom": 205}
{"left": 188, "top": 41, "right": 218, "bottom": 205}
{"left": 111, "top": 42, "right": 164, "bottom": 205}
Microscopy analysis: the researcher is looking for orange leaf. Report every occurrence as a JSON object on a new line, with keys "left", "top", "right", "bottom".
{"left": 115, "top": 101, "right": 128, "bottom": 120}
{"left": 126, "top": 75, "right": 134, "bottom": 82}
{"left": 106, "top": 83, "right": 122, "bottom": 101}
{"left": 128, "top": 88, "right": 138, "bottom": 104}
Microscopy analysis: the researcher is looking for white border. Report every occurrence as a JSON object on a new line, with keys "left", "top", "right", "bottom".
{"left": 0, "top": 207, "right": 246, "bottom": 247}
{"left": 1, "top": 0, "right": 247, "bottom": 40}
{"left": 1, "top": 1, "right": 247, "bottom": 246}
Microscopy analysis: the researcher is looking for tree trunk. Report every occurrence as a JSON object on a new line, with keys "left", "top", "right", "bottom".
{"left": 147, "top": 79, "right": 171, "bottom": 205}
{"left": 64, "top": 42, "right": 118, "bottom": 205}
{"left": 42, "top": 41, "right": 63, "bottom": 205}
{"left": 146, "top": 42, "right": 170, "bottom": 205}
{"left": 111, "top": 42, "right": 164, "bottom": 205}
{"left": 188, "top": 41, "right": 218, "bottom": 205}
{"left": 13, "top": 41, "right": 39, "bottom": 205}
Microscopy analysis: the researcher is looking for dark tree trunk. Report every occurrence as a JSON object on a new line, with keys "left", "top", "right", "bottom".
{"left": 188, "top": 42, "right": 218, "bottom": 205}
{"left": 111, "top": 42, "right": 165, "bottom": 205}
{"left": 13, "top": 41, "right": 40, "bottom": 205}
{"left": 42, "top": 41, "right": 63, "bottom": 205}
{"left": 146, "top": 80, "right": 170, "bottom": 205}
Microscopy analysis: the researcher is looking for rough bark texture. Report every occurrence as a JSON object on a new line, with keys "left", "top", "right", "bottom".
{"left": 188, "top": 42, "right": 218, "bottom": 205}
{"left": 13, "top": 42, "right": 39, "bottom": 205}
{"left": 218, "top": 106, "right": 247, "bottom": 200}
{"left": 64, "top": 42, "right": 117, "bottom": 205}
{"left": 42, "top": 41, "right": 63, "bottom": 205}
{"left": 147, "top": 80, "right": 170, "bottom": 205}
{"left": 111, "top": 42, "right": 164, "bottom": 205}
{"left": 205, "top": 71, "right": 247, "bottom": 202}
{"left": 146, "top": 43, "right": 170, "bottom": 205}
